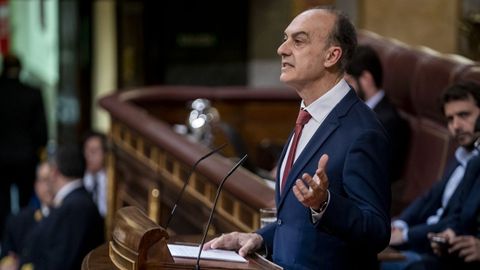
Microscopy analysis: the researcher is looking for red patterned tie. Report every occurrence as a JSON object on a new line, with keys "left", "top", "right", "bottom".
{"left": 281, "top": 109, "right": 312, "bottom": 193}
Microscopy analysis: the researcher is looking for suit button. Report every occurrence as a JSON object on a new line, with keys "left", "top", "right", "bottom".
{"left": 277, "top": 219, "right": 282, "bottom": 226}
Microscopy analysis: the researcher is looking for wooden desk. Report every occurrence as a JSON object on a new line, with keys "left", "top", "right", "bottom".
{"left": 82, "top": 242, "right": 282, "bottom": 270}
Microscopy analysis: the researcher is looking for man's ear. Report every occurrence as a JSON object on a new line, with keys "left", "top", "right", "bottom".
{"left": 50, "top": 164, "right": 60, "bottom": 178}
{"left": 359, "top": 71, "right": 375, "bottom": 89}
{"left": 324, "top": 46, "right": 342, "bottom": 68}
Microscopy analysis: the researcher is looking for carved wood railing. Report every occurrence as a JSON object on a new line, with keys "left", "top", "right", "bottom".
{"left": 100, "top": 86, "right": 300, "bottom": 238}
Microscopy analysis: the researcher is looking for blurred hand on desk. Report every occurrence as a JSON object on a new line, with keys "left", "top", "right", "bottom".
{"left": 203, "top": 232, "right": 263, "bottom": 257}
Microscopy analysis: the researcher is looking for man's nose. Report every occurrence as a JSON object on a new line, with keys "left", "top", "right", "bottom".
{"left": 277, "top": 40, "right": 290, "bottom": 56}
{"left": 451, "top": 117, "right": 462, "bottom": 130}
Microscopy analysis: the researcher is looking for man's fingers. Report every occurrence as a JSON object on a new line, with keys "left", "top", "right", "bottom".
{"left": 449, "top": 237, "right": 470, "bottom": 253}
{"left": 293, "top": 182, "right": 309, "bottom": 207}
{"left": 204, "top": 239, "right": 220, "bottom": 250}
{"left": 303, "top": 173, "right": 321, "bottom": 192}
{"left": 318, "top": 154, "right": 329, "bottom": 171}
{"left": 314, "top": 154, "right": 329, "bottom": 189}
{"left": 292, "top": 155, "right": 330, "bottom": 209}
{"left": 203, "top": 239, "right": 214, "bottom": 250}
{"left": 457, "top": 245, "right": 475, "bottom": 260}
{"left": 237, "top": 233, "right": 263, "bottom": 257}
{"left": 292, "top": 185, "right": 304, "bottom": 201}
{"left": 296, "top": 176, "right": 311, "bottom": 193}
{"left": 293, "top": 177, "right": 318, "bottom": 208}
{"left": 430, "top": 242, "right": 441, "bottom": 256}
{"left": 444, "top": 228, "right": 456, "bottom": 240}
{"left": 206, "top": 233, "right": 233, "bottom": 250}
{"left": 204, "top": 235, "right": 224, "bottom": 250}
{"left": 464, "top": 254, "right": 476, "bottom": 262}
{"left": 238, "top": 240, "right": 255, "bottom": 257}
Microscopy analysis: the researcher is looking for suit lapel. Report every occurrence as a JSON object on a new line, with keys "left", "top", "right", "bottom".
{"left": 443, "top": 156, "right": 480, "bottom": 215}
{"left": 276, "top": 90, "right": 358, "bottom": 211}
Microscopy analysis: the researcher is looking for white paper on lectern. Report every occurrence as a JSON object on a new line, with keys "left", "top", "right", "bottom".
{"left": 167, "top": 244, "right": 247, "bottom": 263}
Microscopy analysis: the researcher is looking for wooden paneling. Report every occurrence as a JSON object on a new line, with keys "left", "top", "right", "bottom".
{"left": 360, "top": 0, "right": 460, "bottom": 54}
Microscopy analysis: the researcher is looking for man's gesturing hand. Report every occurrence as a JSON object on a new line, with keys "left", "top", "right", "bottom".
{"left": 293, "top": 154, "right": 329, "bottom": 211}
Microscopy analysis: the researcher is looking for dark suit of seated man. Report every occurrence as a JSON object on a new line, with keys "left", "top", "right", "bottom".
{"left": 0, "top": 162, "right": 52, "bottom": 269}
{"left": 382, "top": 82, "right": 480, "bottom": 270}
{"left": 19, "top": 145, "right": 104, "bottom": 270}
{"left": 420, "top": 162, "right": 480, "bottom": 270}
{"left": 345, "top": 45, "right": 410, "bottom": 183}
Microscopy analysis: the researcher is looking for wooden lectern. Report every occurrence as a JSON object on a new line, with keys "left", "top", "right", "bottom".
{"left": 82, "top": 206, "right": 282, "bottom": 270}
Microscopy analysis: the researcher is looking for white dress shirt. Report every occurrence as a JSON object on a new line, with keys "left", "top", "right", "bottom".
{"left": 279, "top": 79, "right": 350, "bottom": 220}
{"left": 365, "top": 90, "right": 385, "bottom": 109}
{"left": 426, "top": 147, "right": 478, "bottom": 224}
{"left": 83, "top": 169, "right": 107, "bottom": 217}
{"left": 279, "top": 79, "right": 350, "bottom": 179}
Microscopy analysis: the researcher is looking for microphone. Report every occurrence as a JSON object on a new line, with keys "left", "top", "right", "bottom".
{"left": 194, "top": 154, "right": 248, "bottom": 270}
{"left": 164, "top": 143, "right": 228, "bottom": 230}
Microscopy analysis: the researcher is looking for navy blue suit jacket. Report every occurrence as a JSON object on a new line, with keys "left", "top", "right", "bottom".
{"left": 257, "top": 90, "right": 391, "bottom": 270}
{"left": 449, "top": 156, "right": 480, "bottom": 236}
{"left": 397, "top": 155, "right": 480, "bottom": 252}
{"left": 373, "top": 96, "right": 410, "bottom": 182}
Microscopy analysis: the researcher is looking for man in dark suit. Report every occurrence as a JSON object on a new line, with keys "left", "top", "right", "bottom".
{"left": 425, "top": 177, "right": 480, "bottom": 270}
{"left": 204, "top": 6, "right": 391, "bottom": 270}
{"left": 382, "top": 82, "right": 480, "bottom": 270}
{"left": 19, "top": 145, "right": 104, "bottom": 270}
{"left": 82, "top": 131, "right": 108, "bottom": 217}
{"left": 1, "top": 162, "right": 52, "bottom": 259}
{"left": 0, "top": 54, "right": 48, "bottom": 241}
{"left": 345, "top": 45, "right": 410, "bottom": 183}
{"left": 422, "top": 147, "right": 480, "bottom": 269}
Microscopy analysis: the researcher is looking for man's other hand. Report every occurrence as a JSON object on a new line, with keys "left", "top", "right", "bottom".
{"left": 203, "top": 232, "right": 263, "bottom": 257}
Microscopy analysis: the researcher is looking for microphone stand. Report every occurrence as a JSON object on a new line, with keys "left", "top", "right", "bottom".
{"left": 194, "top": 154, "right": 248, "bottom": 270}
{"left": 165, "top": 143, "right": 227, "bottom": 230}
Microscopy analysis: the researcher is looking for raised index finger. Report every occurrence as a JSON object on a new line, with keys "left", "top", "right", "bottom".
{"left": 317, "top": 154, "right": 329, "bottom": 173}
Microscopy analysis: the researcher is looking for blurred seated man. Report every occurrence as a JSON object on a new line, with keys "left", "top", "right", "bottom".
{"left": 424, "top": 165, "right": 480, "bottom": 270}
{"left": 0, "top": 162, "right": 52, "bottom": 270}
{"left": 19, "top": 144, "right": 104, "bottom": 270}
{"left": 82, "top": 131, "right": 107, "bottom": 217}
{"left": 381, "top": 82, "right": 480, "bottom": 270}
{"left": 345, "top": 45, "right": 410, "bottom": 182}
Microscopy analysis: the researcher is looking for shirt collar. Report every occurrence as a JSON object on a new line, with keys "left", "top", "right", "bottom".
{"left": 365, "top": 90, "right": 385, "bottom": 109}
{"left": 455, "top": 147, "right": 478, "bottom": 167}
{"left": 85, "top": 169, "right": 106, "bottom": 177}
{"left": 53, "top": 179, "right": 83, "bottom": 207}
{"left": 301, "top": 79, "right": 350, "bottom": 123}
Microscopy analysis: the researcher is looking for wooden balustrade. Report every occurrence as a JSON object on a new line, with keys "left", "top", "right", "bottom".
{"left": 100, "top": 86, "right": 300, "bottom": 238}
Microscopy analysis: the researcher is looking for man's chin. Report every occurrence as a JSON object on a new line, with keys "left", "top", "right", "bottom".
{"left": 279, "top": 74, "right": 289, "bottom": 82}
{"left": 280, "top": 75, "right": 300, "bottom": 86}
{"left": 460, "top": 140, "right": 476, "bottom": 151}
